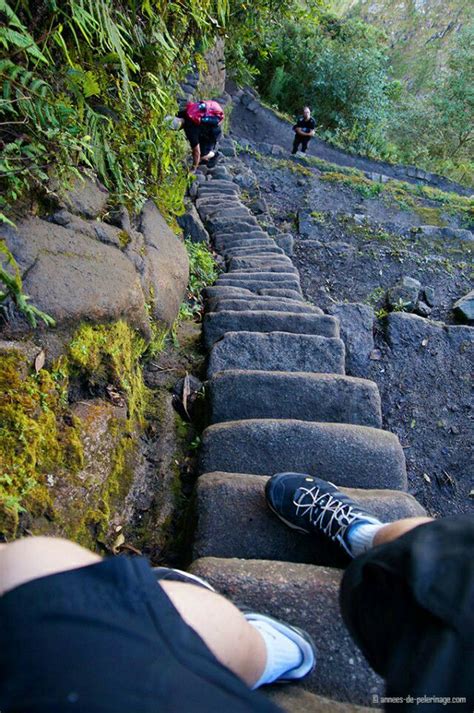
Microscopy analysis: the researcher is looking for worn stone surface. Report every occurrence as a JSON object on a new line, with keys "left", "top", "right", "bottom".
{"left": 1, "top": 218, "right": 150, "bottom": 336}
{"left": 202, "top": 286, "right": 254, "bottom": 300}
{"left": 216, "top": 278, "right": 302, "bottom": 294}
{"left": 259, "top": 288, "right": 305, "bottom": 300}
{"left": 189, "top": 557, "right": 383, "bottom": 704}
{"left": 387, "top": 276, "right": 421, "bottom": 311}
{"left": 139, "top": 200, "right": 189, "bottom": 326}
{"left": 228, "top": 256, "right": 296, "bottom": 272}
{"left": 205, "top": 297, "right": 322, "bottom": 314}
{"left": 453, "top": 289, "right": 474, "bottom": 322}
{"left": 194, "top": 472, "right": 425, "bottom": 565}
{"left": 203, "top": 311, "right": 339, "bottom": 348}
{"left": 207, "top": 370, "right": 382, "bottom": 426}
{"left": 57, "top": 173, "right": 109, "bottom": 218}
{"left": 222, "top": 246, "right": 285, "bottom": 258}
{"left": 177, "top": 204, "right": 210, "bottom": 243}
{"left": 263, "top": 688, "right": 380, "bottom": 713}
{"left": 327, "top": 303, "right": 374, "bottom": 377}
{"left": 50, "top": 398, "right": 128, "bottom": 535}
{"left": 207, "top": 332, "right": 345, "bottom": 377}
{"left": 274, "top": 233, "right": 294, "bottom": 256}
{"left": 199, "top": 419, "right": 407, "bottom": 490}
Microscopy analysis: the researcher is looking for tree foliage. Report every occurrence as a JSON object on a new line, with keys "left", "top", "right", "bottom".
{"left": 250, "top": 13, "right": 397, "bottom": 157}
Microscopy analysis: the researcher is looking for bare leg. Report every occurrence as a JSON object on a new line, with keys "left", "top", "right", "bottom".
{"left": 374, "top": 517, "right": 434, "bottom": 547}
{"left": 161, "top": 581, "right": 266, "bottom": 687}
{"left": 0, "top": 537, "right": 266, "bottom": 688}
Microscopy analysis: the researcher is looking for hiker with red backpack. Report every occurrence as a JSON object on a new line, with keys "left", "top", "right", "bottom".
{"left": 177, "top": 100, "right": 224, "bottom": 170}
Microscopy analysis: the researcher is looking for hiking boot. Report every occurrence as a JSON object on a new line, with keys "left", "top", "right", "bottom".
{"left": 265, "top": 472, "right": 381, "bottom": 557}
{"left": 242, "top": 609, "right": 316, "bottom": 683}
{"left": 153, "top": 567, "right": 215, "bottom": 592}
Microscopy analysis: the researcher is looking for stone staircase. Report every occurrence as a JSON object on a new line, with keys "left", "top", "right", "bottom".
{"left": 185, "top": 142, "right": 426, "bottom": 711}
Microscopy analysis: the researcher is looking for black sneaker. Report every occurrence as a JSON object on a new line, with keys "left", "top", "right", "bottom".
{"left": 265, "top": 472, "right": 381, "bottom": 557}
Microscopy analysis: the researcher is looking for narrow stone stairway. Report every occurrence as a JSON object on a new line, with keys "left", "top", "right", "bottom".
{"left": 186, "top": 141, "right": 426, "bottom": 711}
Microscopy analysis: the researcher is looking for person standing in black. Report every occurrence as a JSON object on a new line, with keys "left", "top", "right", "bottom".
{"left": 292, "top": 107, "right": 316, "bottom": 154}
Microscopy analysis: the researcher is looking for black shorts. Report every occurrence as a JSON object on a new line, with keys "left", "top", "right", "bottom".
{"left": 0, "top": 556, "right": 280, "bottom": 713}
{"left": 340, "top": 516, "right": 474, "bottom": 710}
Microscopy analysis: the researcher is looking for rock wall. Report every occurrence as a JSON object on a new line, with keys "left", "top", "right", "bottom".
{"left": 0, "top": 173, "right": 190, "bottom": 544}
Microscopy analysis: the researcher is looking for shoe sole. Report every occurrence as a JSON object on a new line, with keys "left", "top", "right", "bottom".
{"left": 153, "top": 567, "right": 216, "bottom": 592}
{"left": 242, "top": 608, "right": 317, "bottom": 682}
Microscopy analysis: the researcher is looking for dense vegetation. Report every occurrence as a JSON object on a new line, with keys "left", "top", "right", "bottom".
{"left": 243, "top": 10, "right": 473, "bottom": 185}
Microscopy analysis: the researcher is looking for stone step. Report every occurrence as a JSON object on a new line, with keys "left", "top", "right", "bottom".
{"left": 214, "top": 231, "right": 270, "bottom": 246}
{"left": 198, "top": 186, "right": 240, "bottom": 197}
{"left": 189, "top": 557, "right": 383, "bottom": 704}
{"left": 193, "top": 472, "right": 426, "bottom": 566}
{"left": 199, "top": 420, "right": 407, "bottom": 490}
{"left": 207, "top": 370, "right": 381, "bottom": 427}
{"left": 216, "top": 279, "right": 302, "bottom": 293}
{"left": 197, "top": 201, "right": 244, "bottom": 219}
{"left": 217, "top": 271, "right": 300, "bottom": 283}
{"left": 222, "top": 246, "right": 286, "bottom": 258}
{"left": 219, "top": 238, "right": 277, "bottom": 251}
{"left": 228, "top": 259, "right": 297, "bottom": 273}
{"left": 207, "top": 332, "right": 345, "bottom": 377}
{"left": 197, "top": 201, "right": 246, "bottom": 217}
{"left": 203, "top": 311, "right": 339, "bottom": 349}
{"left": 260, "top": 288, "right": 305, "bottom": 300}
{"left": 218, "top": 273, "right": 301, "bottom": 287}
{"left": 196, "top": 195, "right": 239, "bottom": 210}
{"left": 198, "top": 181, "right": 239, "bottom": 194}
{"left": 206, "top": 212, "right": 257, "bottom": 232}
{"left": 203, "top": 286, "right": 254, "bottom": 300}
{"left": 208, "top": 218, "right": 261, "bottom": 234}
{"left": 263, "top": 688, "right": 380, "bottom": 713}
{"left": 205, "top": 297, "right": 322, "bottom": 315}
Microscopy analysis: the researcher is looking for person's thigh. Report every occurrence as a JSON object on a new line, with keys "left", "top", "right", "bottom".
{"left": 0, "top": 537, "right": 100, "bottom": 595}
{"left": 0, "top": 554, "right": 279, "bottom": 713}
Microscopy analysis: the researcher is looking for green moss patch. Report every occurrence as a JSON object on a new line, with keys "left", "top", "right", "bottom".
{"left": 0, "top": 348, "right": 83, "bottom": 538}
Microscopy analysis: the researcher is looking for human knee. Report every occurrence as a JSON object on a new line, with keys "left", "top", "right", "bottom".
{"left": 0, "top": 536, "right": 100, "bottom": 595}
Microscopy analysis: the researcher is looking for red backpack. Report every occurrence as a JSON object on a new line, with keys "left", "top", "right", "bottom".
{"left": 185, "top": 100, "right": 224, "bottom": 127}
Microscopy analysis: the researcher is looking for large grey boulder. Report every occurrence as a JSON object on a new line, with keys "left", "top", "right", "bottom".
{"left": 207, "top": 370, "right": 382, "bottom": 426}
{"left": 387, "top": 276, "right": 421, "bottom": 311}
{"left": 194, "top": 472, "right": 425, "bottom": 565}
{"left": 1, "top": 218, "right": 149, "bottom": 336}
{"left": 199, "top": 419, "right": 407, "bottom": 490}
{"left": 139, "top": 200, "right": 189, "bottom": 327}
{"left": 57, "top": 173, "right": 109, "bottom": 219}
{"left": 202, "top": 310, "right": 339, "bottom": 349}
{"left": 207, "top": 332, "right": 345, "bottom": 377}
{"left": 327, "top": 303, "right": 374, "bottom": 377}
{"left": 189, "top": 557, "right": 383, "bottom": 704}
{"left": 453, "top": 289, "right": 474, "bottom": 322}
{"left": 177, "top": 204, "right": 209, "bottom": 243}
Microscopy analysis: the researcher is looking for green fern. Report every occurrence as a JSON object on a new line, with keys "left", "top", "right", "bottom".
{"left": 0, "top": 242, "right": 56, "bottom": 328}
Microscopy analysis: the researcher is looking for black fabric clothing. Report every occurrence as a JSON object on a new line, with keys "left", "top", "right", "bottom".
{"left": 177, "top": 111, "right": 222, "bottom": 155}
{"left": 292, "top": 135, "right": 311, "bottom": 153}
{"left": 340, "top": 516, "right": 474, "bottom": 711}
{"left": 292, "top": 116, "right": 315, "bottom": 154}
{"left": 293, "top": 116, "right": 316, "bottom": 134}
{"left": 0, "top": 556, "right": 281, "bottom": 713}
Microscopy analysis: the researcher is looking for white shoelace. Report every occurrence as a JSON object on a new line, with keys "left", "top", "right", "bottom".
{"left": 293, "top": 486, "right": 359, "bottom": 542}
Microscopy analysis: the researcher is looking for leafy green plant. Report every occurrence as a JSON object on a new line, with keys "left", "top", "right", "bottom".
{"left": 0, "top": 0, "right": 231, "bottom": 220}
{"left": 182, "top": 239, "right": 219, "bottom": 316}
{"left": 0, "top": 241, "right": 55, "bottom": 327}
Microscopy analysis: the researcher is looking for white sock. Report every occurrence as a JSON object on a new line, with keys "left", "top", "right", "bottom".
{"left": 347, "top": 522, "right": 384, "bottom": 557}
{"left": 248, "top": 619, "right": 303, "bottom": 689}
